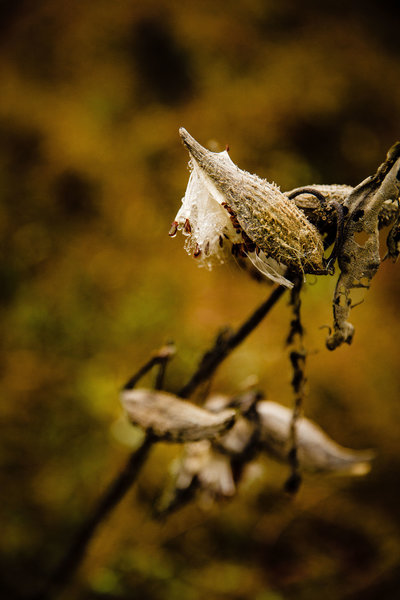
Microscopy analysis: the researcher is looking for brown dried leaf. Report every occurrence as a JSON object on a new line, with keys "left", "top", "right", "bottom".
{"left": 327, "top": 142, "right": 400, "bottom": 349}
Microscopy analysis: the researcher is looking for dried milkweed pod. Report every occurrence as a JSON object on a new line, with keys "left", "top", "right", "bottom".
{"left": 256, "top": 401, "right": 374, "bottom": 475}
{"left": 201, "top": 392, "right": 374, "bottom": 476}
{"left": 121, "top": 388, "right": 236, "bottom": 443}
{"left": 157, "top": 392, "right": 374, "bottom": 516}
{"left": 208, "top": 395, "right": 374, "bottom": 475}
{"left": 171, "top": 128, "right": 326, "bottom": 287}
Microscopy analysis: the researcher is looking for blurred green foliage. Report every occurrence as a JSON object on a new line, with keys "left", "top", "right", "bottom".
{"left": 1, "top": 1, "right": 400, "bottom": 598}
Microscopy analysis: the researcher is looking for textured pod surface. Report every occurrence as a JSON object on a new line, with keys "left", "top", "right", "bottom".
{"left": 286, "top": 184, "right": 353, "bottom": 205}
{"left": 174, "top": 128, "right": 325, "bottom": 286}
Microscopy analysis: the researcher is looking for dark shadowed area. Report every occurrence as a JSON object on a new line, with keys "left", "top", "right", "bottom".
{"left": 1, "top": 1, "right": 400, "bottom": 599}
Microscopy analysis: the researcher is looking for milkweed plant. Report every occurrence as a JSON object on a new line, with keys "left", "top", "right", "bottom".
{"left": 33, "top": 129, "right": 400, "bottom": 600}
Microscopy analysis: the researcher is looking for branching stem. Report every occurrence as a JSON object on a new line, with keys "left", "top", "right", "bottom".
{"left": 179, "top": 283, "right": 287, "bottom": 399}
{"left": 31, "top": 347, "right": 175, "bottom": 600}
{"left": 29, "top": 286, "right": 287, "bottom": 599}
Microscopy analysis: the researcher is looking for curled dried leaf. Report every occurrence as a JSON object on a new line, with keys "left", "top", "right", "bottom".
{"left": 286, "top": 185, "right": 400, "bottom": 242}
{"left": 327, "top": 142, "right": 400, "bottom": 349}
{"left": 121, "top": 388, "right": 236, "bottom": 443}
{"left": 286, "top": 184, "right": 352, "bottom": 238}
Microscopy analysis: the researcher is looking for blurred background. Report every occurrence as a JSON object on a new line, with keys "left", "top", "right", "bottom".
{"left": 1, "top": 1, "right": 400, "bottom": 598}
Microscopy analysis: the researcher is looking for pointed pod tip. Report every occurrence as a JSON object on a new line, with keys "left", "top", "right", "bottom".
{"left": 347, "top": 462, "right": 372, "bottom": 476}
{"left": 179, "top": 127, "right": 195, "bottom": 151}
{"left": 178, "top": 128, "right": 214, "bottom": 168}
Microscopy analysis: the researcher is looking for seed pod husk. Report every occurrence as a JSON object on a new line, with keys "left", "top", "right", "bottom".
{"left": 257, "top": 401, "right": 374, "bottom": 474}
{"left": 175, "top": 128, "right": 326, "bottom": 287}
{"left": 121, "top": 388, "right": 236, "bottom": 443}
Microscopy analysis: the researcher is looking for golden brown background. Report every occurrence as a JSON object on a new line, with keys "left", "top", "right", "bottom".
{"left": 1, "top": 1, "right": 400, "bottom": 598}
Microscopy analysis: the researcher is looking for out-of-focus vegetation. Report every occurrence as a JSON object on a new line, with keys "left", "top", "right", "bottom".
{"left": 1, "top": 1, "right": 400, "bottom": 598}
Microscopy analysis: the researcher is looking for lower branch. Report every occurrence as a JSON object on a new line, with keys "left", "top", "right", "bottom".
{"left": 29, "top": 285, "right": 286, "bottom": 599}
{"left": 31, "top": 432, "right": 154, "bottom": 600}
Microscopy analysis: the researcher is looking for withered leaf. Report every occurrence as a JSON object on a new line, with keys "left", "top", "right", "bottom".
{"left": 327, "top": 142, "right": 400, "bottom": 349}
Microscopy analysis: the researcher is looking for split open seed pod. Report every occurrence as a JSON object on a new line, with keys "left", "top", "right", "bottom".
{"left": 121, "top": 388, "right": 236, "bottom": 443}
{"left": 171, "top": 128, "right": 325, "bottom": 287}
{"left": 257, "top": 401, "right": 374, "bottom": 475}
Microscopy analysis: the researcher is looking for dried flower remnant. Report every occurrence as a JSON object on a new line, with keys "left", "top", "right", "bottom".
{"left": 171, "top": 128, "right": 326, "bottom": 287}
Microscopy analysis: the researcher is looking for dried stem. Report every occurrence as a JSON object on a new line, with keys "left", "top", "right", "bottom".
{"left": 31, "top": 347, "right": 175, "bottom": 600}
{"left": 285, "top": 277, "right": 306, "bottom": 494}
{"left": 29, "top": 288, "right": 287, "bottom": 599}
{"left": 122, "top": 342, "right": 175, "bottom": 391}
{"left": 31, "top": 433, "right": 154, "bottom": 600}
{"left": 179, "top": 283, "right": 287, "bottom": 399}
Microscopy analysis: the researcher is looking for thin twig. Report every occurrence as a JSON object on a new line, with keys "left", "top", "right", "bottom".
{"left": 179, "top": 284, "right": 287, "bottom": 399}
{"left": 31, "top": 347, "right": 175, "bottom": 600}
{"left": 29, "top": 288, "right": 286, "bottom": 599}
{"left": 122, "top": 343, "right": 175, "bottom": 391}
{"left": 285, "top": 277, "right": 306, "bottom": 494}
